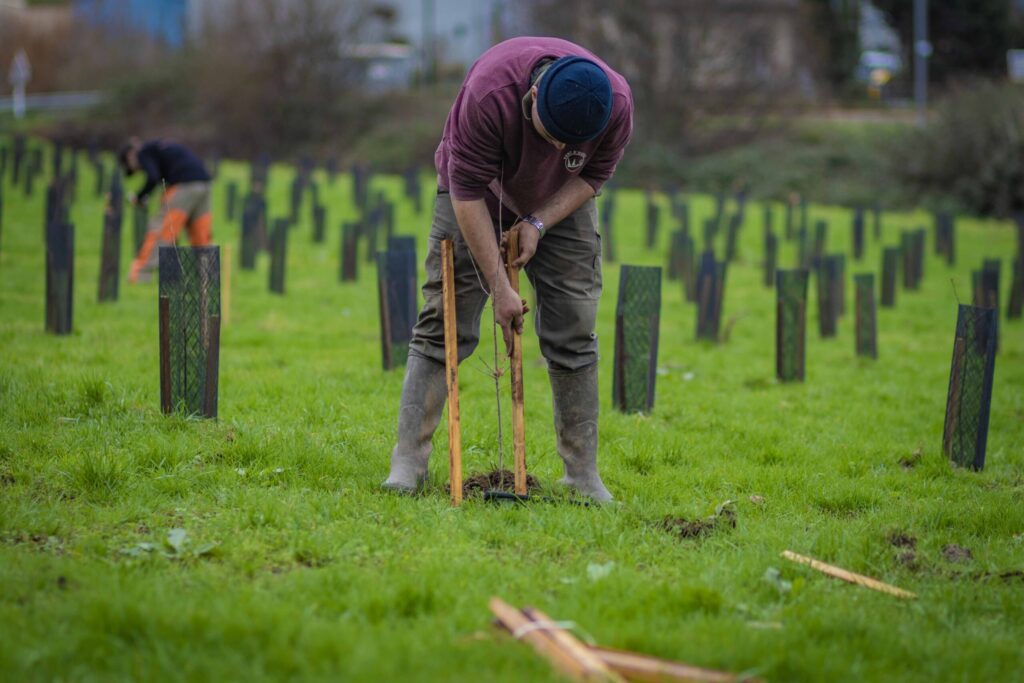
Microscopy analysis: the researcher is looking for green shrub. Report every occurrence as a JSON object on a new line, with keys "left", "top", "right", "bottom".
{"left": 895, "top": 82, "right": 1024, "bottom": 217}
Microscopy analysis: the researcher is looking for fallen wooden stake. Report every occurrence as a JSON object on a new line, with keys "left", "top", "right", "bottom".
{"left": 490, "top": 597, "right": 757, "bottom": 683}
{"left": 781, "top": 550, "right": 917, "bottom": 599}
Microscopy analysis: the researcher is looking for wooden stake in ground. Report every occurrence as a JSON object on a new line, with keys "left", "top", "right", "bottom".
{"left": 441, "top": 239, "right": 462, "bottom": 506}
{"left": 781, "top": 550, "right": 917, "bottom": 599}
{"left": 504, "top": 228, "right": 527, "bottom": 496}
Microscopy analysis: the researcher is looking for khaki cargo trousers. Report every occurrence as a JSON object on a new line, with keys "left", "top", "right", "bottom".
{"left": 408, "top": 191, "right": 602, "bottom": 372}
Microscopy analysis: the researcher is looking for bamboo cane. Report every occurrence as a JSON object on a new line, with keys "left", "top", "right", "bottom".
{"left": 521, "top": 607, "right": 625, "bottom": 683}
{"left": 441, "top": 240, "right": 462, "bottom": 506}
{"left": 782, "top": 550, "right": 917, "bottom": 599}
{"left": 488, "top": 598, "right": 590, "bottom": 682}
{"left": 589, "top": 647, "right": 756, "bottom": 683}
{"left": 505, "top": 228, "right": 527, "bottom": 496}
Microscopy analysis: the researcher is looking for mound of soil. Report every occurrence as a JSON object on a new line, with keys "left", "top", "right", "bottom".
{"left": 942, "top": 544, "right": 973, "bottom": 563}
{"left": 661, "top": 511, "right": 736, "bottom": 540}
{"left": 452, "top": 469, "right": 541, "bottom": 497}
{"left": 888, "top": 532, "right": 917, "bottom": 549}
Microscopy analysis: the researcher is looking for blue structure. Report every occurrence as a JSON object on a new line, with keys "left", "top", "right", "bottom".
{"left": 74, "top": 0, "right": 187, "bottom": 48}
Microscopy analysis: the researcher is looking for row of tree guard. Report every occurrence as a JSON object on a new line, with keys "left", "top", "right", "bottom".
{"left": 7, "top": 137, "right": 1022, "bottom": 471}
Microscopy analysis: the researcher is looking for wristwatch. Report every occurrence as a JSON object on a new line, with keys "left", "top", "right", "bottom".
{"left": 520, "top": 214, "right": 544, "bottom": 236}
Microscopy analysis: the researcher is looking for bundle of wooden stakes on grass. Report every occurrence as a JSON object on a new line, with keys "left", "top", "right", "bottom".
{"left": 612, "top": 265, "right": 661, "bottom": 414}
{"left": 489, "top": 597, "right": 760, "bottom": 683}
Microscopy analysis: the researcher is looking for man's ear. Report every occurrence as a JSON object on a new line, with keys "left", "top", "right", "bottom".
{"left": 530, "top": 85, "right": 538, "bottom": 98}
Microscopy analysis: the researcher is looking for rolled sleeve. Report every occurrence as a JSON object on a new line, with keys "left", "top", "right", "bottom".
{"left": 579, "top": 96, "right": 633, "bottom": 193}
{"left": 447, "top": 93, "right": 504, "bottom": 201}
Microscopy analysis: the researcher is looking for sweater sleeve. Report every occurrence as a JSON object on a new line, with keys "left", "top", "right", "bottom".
{"left": 446, "top": 92, "right": 505, "bottom": 201}
{"left": 135, "top": 148, "right": 161, "bottom": 202}
{"left": 578, "top": 96, "right": 633, "bottom": 193}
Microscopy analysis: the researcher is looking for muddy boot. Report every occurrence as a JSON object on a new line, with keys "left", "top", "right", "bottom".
{"left": 549, "top": 363, "right": 613, "bottom": 502}
{"left": 382, "top": 354, "right": 448, "bottom": 493}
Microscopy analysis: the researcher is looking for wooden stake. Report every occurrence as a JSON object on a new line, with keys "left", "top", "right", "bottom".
{"left": 521, "top": 607, "right": 625, "bottom": 683}
{"left": 158, "top": 295, "right": 172, "bottom": 414}
{"left": 505, "top": 228, "right": 527, "bottom": 496}
{"left": 441, "top": 240, "right": 462, "bottom": 506}
{"left": 589, "top": 647, "right": 755, "bottom": 683}
{"left": 222, "top": 243, "right": 232, "bottom": 327}
{"left": 781, "top": 550, "right": 917, "bottom": 599}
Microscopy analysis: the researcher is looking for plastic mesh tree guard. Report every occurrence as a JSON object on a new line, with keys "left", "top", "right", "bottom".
{"left": 679, "top": 231, "right": 696, "bottom": 302}
{"left": 377, "top": 240, "right": 418, "bottom": 371}
{"left": 312, "top": 204, "right": 326, "bottom": 244}
{"left": 269, "top": 219, "right": 288, "bottom": 295}
{"left": 289, "top": 173, "right": 305, "bottom": 221}
{"left": 98, "top": 188, "right": 123, "bottom": 303}
{"left": 225, "top": 181, "right": 238, "bottom": 222}
{"left": 901, "top": 229, "right": 926, "bottom": 290}
{"left": 403, "top": 166, "right": 422, "bottom": 213}
{"left": 784, "top": 198, "right": 794, "bottom": 240}
{"left": 240, "top": 201, "right": 258, "bottom": 270}
{"left": 352, "top": 163, "right": 370, "bottom": 210}
{"left": 816, "top": 255, "right": 840, "bottom": 338}
{"left": 943, "top": 305, "right": 997, "bottom": 471}
{"left": 667, "top": 229, "right": 686, "bottom": 281}
{"left": 972, "top": 259, "right": 1000, "bottom": 353}
{"left": 646, "top": 194, "right": 659, "bottom": 250}
{"left": 872, "top": 204, "right": 882, "bottom": 239}
{"left": 812, "top": 220, "right": 828, "bottom": 267}
{"left": 93, "top": 159, "right": 105, "bottom": 198}
{"left": 696, "top": 250, "right": 727, "bottom": 342}
{"left": 796, "top": 227, "right": 809, "bottom": 269}
{"left": 340, "top": 221, "right": 359, "bottom": 282}
{"left": 776, "top": 268, "right": 808, "bottom": 382}
{"left": 834, "top": 254, "right": 847, "bottom": 317}
{"left": 158, "top": 246, "right": 221, "bottom": 419}
{"left": 613, "top": 265, "right": 661, "bottom": 413}
{"left": 881, "top": 246, "right": 900, "bottom": 308}
{"left": 363, "top": 204, "right": 381, "bottom": 264}
{"left": 1009, "top": 255, "right": 1023, "bottom": 320}
{"left": 764, "top": 230, "right": 778, "bottom": 288}
{"left": 934, "top": 211, "right": 955, "bottom": 265}
{"left": 45, "top": 220, "right": 74, "bottom": 335}
{"left": 854, "top": 273, "right": 877, "bottom": 358}
{"left": 676, "top": 199, "right": 690, "bottom": 234}
{"left": 852, "top": 206, "right": 865, "bottom": 260}
{"left": 601, "top": 192, "right": 616, "bottom": 263}
{"left": 702, "top": 218, "right": 718, "bottom": 251}
{"left": 725, "top": 212, "right": 742, "bottom": 262}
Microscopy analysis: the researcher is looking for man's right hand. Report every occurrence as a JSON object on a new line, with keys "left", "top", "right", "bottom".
{"left": 493, "top": 281, "right": 529, "bottom": 355}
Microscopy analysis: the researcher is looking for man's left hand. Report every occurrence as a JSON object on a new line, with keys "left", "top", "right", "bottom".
{"left": 508, "top": 221, "right": 540, "bottom": 268}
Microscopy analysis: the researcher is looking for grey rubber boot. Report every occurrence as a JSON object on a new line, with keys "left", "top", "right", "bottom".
{"left": 382, "top": 354, "right": 448, "bottom": 493}
{"left": 549, "top": 363, "right": 613, "bottom": 502}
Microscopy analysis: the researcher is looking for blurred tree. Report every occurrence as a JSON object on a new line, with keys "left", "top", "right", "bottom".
{"left": 874, "top": 0, "right": 1024, "bottom": 86}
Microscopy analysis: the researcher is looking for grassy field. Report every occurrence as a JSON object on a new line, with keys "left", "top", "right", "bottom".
{"left": 1, "top": 147, "right": 1022, "bottom": 682}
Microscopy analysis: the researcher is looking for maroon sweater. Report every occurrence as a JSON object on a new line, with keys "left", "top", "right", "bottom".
{"left": 435, "top": 36, "right": 634, "bottom": 220}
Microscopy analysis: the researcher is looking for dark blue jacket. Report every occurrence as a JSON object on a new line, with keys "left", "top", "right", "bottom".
{"left": 135, "top": 140, "right": 210, "bottom": 201}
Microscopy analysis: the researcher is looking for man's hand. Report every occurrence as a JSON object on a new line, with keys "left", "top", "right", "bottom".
{"left": 492, "top": 281, "right": 530, "bottom": 355}
{"left": 508, "top": 221, "right": 540, "bottom": 268}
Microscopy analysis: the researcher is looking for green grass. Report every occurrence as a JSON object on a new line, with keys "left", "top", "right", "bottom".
{"left": 1, "top": 146, "right": 1023, "bottom": 683}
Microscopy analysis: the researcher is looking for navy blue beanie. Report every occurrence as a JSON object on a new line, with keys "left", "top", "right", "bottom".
{"left": 535, "top": 56, "right": 612, "bottom": 145}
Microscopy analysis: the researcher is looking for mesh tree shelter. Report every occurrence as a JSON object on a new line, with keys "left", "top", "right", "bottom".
{"left": 45, "top": 220, "right": 74, "bottom": 335}
{"left": 158, "top": 246, "right": 221, "bottom": 418}
{"left": 973, "top": 259, "right": 1000, "bottom": 353}
{"left": 852, "top": 206, "right": 865, "bottom": 260}
{"left": 269, "top": 219, "right": 288, "bottom": 294}
{"left": 98, "top": 172, "right": 123, "bottom": 302}
{"left": 613, "top": 265, "right": 662, "bottom": 413}
{"left": 696, "top": 250, "right": 727, "bottom": 342}
{"left": 816, "top": 255, "right": 841, "bottom": 338}
{"left": 943, "top": 305, "right": 997, "bottom": 471}
{"left": 881, "top": 246, "right": 900, "bottom": 308}
{"left": 378, "top": 237, "right": 418, "bottom": 370}
{"left": 854, "top": 273, "right": 877, "bottom": 358}
{"left": 646, "top": 193, "right": 660, "bottom": 250}
{"left": 340, "top": 221, "right": 360, "bottom": 282}
{"left": 775, "top": 269, "right": 809, "bottom": 382}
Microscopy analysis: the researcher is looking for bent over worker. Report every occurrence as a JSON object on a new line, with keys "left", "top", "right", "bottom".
{"left": 383, "top": 37, "right": 633, "bottom": 502}
{"left": 118, "top": 138, "right": 213, "bottom": 283}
